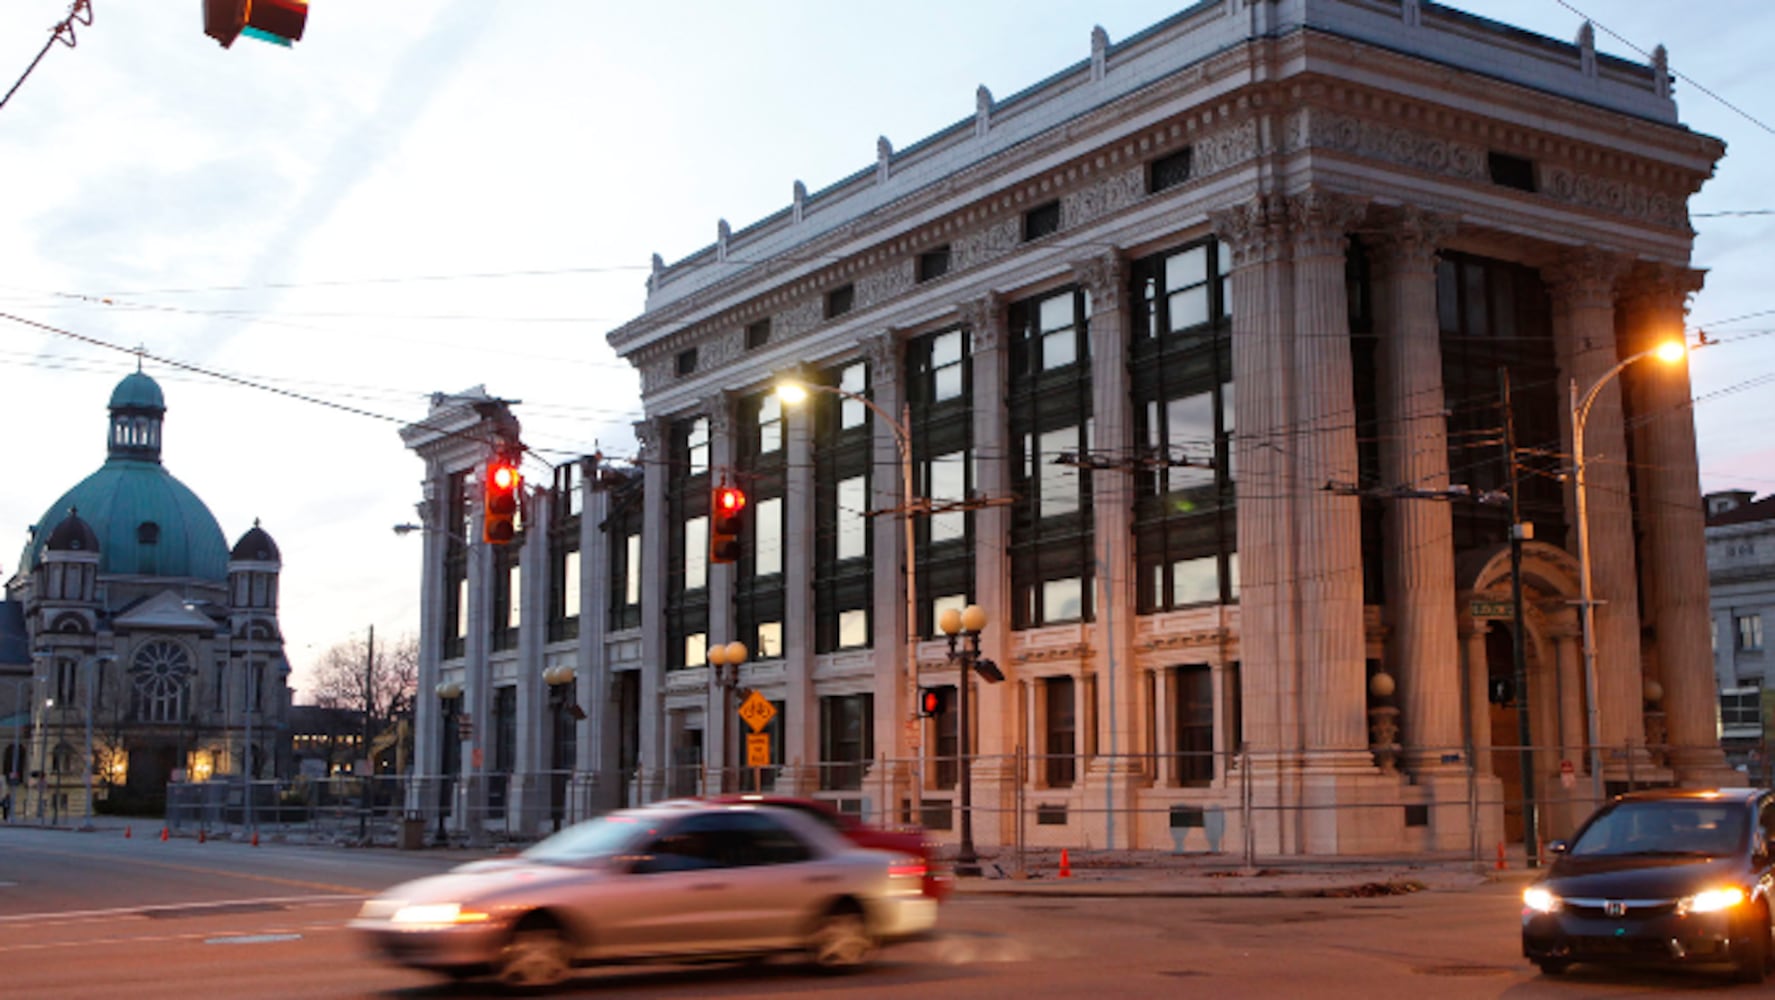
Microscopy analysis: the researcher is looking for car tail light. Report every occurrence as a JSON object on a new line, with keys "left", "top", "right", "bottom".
{"left": 890, "top": 857, "right": 927, "bottom": 880}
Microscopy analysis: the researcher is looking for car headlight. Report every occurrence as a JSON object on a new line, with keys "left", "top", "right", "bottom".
{"left": 1678, "top": 887, "right": 1746, "bottom": 915}
{"left": 390, "top": 902, "right": 491, "bottom": 926}
{"left": 1522, "top": 887, "right": 1561, "bottom": 914}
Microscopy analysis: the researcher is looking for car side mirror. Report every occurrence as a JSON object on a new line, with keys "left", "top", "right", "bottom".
{"left": 1547, "top": 840, "right": 1569, "bottom": 855}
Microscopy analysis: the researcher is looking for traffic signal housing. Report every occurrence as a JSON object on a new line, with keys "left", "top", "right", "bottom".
{"left": 483, "top": 458, "right": 522, "bottom": 544}
{"left": 710, "top": 485, "right": 746, "bottom": 564}
{"left": 204, "top": 0, "right": 308, "bottom": 49}
{"left": 917, "top": 687, "right": 947, "bottom": 718}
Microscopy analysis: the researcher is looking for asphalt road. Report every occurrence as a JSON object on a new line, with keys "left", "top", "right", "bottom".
{"left": 1, "top": 826, "right": 1767, "bottom": 998}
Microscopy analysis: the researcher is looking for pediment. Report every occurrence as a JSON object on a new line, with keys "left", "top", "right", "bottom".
{"left": 113, "top": 591, "right": 221, "bottom": 632}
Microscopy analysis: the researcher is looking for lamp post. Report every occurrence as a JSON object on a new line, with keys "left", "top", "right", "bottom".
{"left": 778, "top": 379, "right": 924, "bottom": 822}
{"left": 80, "top": 653, "right": 115, "bottom": 832}
{"left": 707, "top": 641, "right": 747, "bottom": 793}
{"left": 433, "top": 680, "right": 462, "bottom": 845}
{"left": 939, "top": 604, "right": 1003, "bottom": 877}
{"left": 1571, "top": 338, "right": 1687, "bottom": 804}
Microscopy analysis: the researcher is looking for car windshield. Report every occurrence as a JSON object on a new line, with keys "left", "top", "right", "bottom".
{"left": 521, "top": 813, "right": 652, "bottom": 864}
{"left": 1569, "top": 800, "right": 1747, "bottom": 857}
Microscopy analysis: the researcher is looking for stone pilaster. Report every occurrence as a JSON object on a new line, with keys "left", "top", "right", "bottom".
{"left": 636, "top": 416, "right": 670, "bottom": 801}
{"left": 1545, "top": 248, "right": 1647, "bottom": 771}
{"left": 860, "top": 330, "right": 913, "bottom": 801}
{"left": 1372, "top": 207, "right": 1463, "bottom": 773}
{"left": 1619, "top": 265, "right": 1737, "bottom": 785}
{"left": 1461, "top": 625, "right": 1492, "bottom": 776}
{"left": 706, "top": 393, "right": 739, "bottom": 789}
{"left": 1209, "top": 194, "right": 1297, "bottom": 760}
{"left": 1287, "top": 190, "right": 1370, "bottom": 765}
{"left": 781, "top": 381, "right": 820, "bottom": 794}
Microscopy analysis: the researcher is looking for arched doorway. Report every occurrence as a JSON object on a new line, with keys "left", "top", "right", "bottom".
{"left": 1458, "top": 541, "right": 1588, "bottom": 843}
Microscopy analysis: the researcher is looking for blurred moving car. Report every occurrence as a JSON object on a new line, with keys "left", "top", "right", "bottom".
{"left": 1521, "top": 788, "right": 1775, "bottom": 982}
{"left": 352, "top": 801, "right": 938, "bottom": 988}
{"left": 691, "top": 794, "right": 953, "bottom": 901}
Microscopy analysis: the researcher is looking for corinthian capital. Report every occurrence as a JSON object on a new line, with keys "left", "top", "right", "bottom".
{"left": 1070, "top": 250, "right": 1126, "bottom": 314}
{"left": 1542, "top": 246, "right": 1627, "bottom": 308}
{"left": 956, "top": 293, "right": 1004, "bottom": 351}
{"left": 1209, "top": 194, "right": 1289, "bottom": 268}
{"left": 708, "top": 391, "right": 739, "bottom": 439}
{"left": 859, "top": 329, "right": 900, "bottom": 383}
{"left": 1618, "top": 262, "right": 1705, "bottom": 316}
{"left": 633, "top": 417, "right": 665, "bottom": 462}
{"left": 1374, "top": 206, "right": 1456, "bottom": 276}
{"left": 1286, "top": 190, "right": 1367, "bottom": 259}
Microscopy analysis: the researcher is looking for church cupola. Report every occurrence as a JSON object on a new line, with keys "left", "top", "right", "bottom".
{"left": 107, "top": 370, "right": 166, "bottom": 462}
{"left": 229, "top": 519, "right": 282, "bottom": 611}
{"left": 40, "top": 507, "right": 101, "bottom": 605}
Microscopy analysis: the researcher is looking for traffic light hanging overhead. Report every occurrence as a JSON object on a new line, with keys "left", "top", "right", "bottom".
{"left": 710, "top": 485, "right": 746, "bottom": 564}
{"left": 204, "top": 0, "right": 308, "bottom": 49}
{"left": 483, "top": 458, "right": 522, "bottom": 545}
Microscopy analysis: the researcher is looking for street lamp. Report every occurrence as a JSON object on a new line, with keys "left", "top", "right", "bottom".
{"left": 707, "top": 641, "right": 748, "bottom": 793}
{"left": 1571, "top": 337, "right": 1687, "bottom": 803}
{"left": 938, "top": 604, "right": 1003, "bottom": 878}
{"left": 778, "top": 379, "right": 925, "bottom": 822}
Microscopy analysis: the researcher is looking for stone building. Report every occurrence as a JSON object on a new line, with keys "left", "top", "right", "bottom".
{"left": 1, "top": 369, "right": 291, "bottom": 818}
{"left": 407, "top": 0, "right": 1732, "bottom": 853}
{"left": 1706, "top": 490, "right": 1775, "bottom": 774}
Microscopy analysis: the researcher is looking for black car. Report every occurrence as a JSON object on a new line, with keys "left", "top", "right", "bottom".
{"left": 1521, "top": 788, "right": 1775, "bottom": 982}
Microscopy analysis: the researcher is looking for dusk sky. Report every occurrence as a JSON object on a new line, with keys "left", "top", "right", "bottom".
{"left": 3, "top": 1, "right": 1771, "bottom": 698}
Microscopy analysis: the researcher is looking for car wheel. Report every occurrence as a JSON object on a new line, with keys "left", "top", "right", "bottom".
{"left": 1734, "top": 904, "right": 1771, "bottom": 984}
{"left": 499, "top": 921, "right": 573, "bottom": 990}
{"left": 1536, "top": 959, "right": 1570, "bottom": 976}
{"left": 807, "top": 905, "right": 875, "bottom": 970}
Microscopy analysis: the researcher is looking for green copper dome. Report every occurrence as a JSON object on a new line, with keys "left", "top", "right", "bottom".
{"left": 19, "top": 371, "right": 228, "bottom": 580}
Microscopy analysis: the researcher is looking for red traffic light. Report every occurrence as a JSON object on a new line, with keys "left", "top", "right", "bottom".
{"left": 204, "top": 0, "right": 308, "bottom": 48}
{"left": 483, "top": 458, "right": 522, "bottom": 545}
{"left": 714, "top": 486, "right": 747, "bottom": 515}
{"left": 710, "top": 485, "right": 746, "bottom": 564}
{"left": 918, "top": 687, "right": 946, "bottom": 717}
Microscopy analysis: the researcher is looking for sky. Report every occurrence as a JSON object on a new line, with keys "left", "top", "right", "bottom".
{"left": 2, "top": 1, "right": 1772, "bottom": 700}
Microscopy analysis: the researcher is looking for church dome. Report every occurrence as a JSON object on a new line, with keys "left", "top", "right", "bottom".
{"left": 19, "top": 371, "right": 229, "bottom": 581}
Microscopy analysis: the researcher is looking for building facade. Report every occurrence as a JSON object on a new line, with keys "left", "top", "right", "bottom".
{"left": 408, "top": 0, "right": 1734, "bottom": 854}
{"left": 1706, "top": 491, "right": 1775, "bottom": 775}
{"left": 1, "top": 370, "right": 291, "bottom": 819}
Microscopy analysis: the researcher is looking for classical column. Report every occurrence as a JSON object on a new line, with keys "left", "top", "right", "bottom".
{"left": 576, "top": 464, "right": 615, "bottom": 811}
{"left": 513, "top": 488, "right": 551, "bottom": 830}
{"left": 1076, "top": 252, "right": 1140, "bottom": 768}
{"left": 636, "top": 417, "right": 669, "bottom": 802}
{"left": 1372, "top": 207, "right": 1463, "bottom": 773}
{"left": 1461, "top": 625, "right": 1493, "bottom": 775}
{"left": 1552, "top": 628, "right": 1584, "bottom": 779}
{"left": 1209, "top": 195, "right": 1297, "bottom": 759}
{"left": 1288, "top": 190, "right": 1371, "bottom": 764}
{"left": 860, "top": 331, "right": 912, "bottom": 794}
{"left": 960, "top": 294, "right": 1012, "bottom": 751}
{"left": 411, "top": 479, "right": 445, "bottom": 816}
{"left": 781, "top": 375, "right": 819, "bottom": 794}
{"left": 1545, "top": 248, "right": 1646, "bottom": 770}
{"left": 1619, "top": 265, "right": 1736, "bottom": 783}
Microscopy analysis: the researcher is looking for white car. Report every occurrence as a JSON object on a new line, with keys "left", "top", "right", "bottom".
{"left": 352, "top": 801, "right": 938, "bottom": 988}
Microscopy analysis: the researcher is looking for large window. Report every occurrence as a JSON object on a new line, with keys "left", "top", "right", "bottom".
{"left": 737, "top": 391, "right": 786, "bottom": 663}
{"left": 1131, "top": 239, "right": 1237, "bottom": 612}
{"left": 548, "top": 463, "right": 582, "bottom": 643}
{"left": 131, "top": 640, "right": 191, "bottom": 724}
{"left": 1044, "top": 676, "right": 1076, "bottom": 788}
{"left": 490, "top": 547, "right": 519, "bottom": 651}
{"left": 1173, "top": 665, "right": 1214, "bottom": 786}
{"left": 442, "top": 470, "right": 469, "bottom": 659}
{"left": 1009, "top": 288, "right": 1094, "bottom": 629}
{"left": 819, "top": 693, "right": 873, "bottom": 790}
{"left": 604, "top": 473, "right": 644, "bottom": 633}
{"left": 1739, "top": 614, "right": 1765, "bottom": 653}
{"left": 667, "top": 416, "right": 711, "bottom": 669}
{"left": 909, "top": 326, "right": 976, "bottom": 637}
{"left": 814, "top": 361, "right": 874, "bottom": 653}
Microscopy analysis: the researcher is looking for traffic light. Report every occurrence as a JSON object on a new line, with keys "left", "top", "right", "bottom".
{"left": 917, "top": 687, "right": 947, "bottom": 718}
{"left": 710, "top": 485, "right": 746, "bottom": 564}
{"left": 483, "top": 458, "right": 522, "bottom": 544}
{"left": 204, "top": 0, "right": 308, "bottom": 49}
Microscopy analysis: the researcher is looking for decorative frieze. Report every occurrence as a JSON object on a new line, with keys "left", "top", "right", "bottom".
{"left": 1190, "top": 119, "right": 1261, "bottom": 177}
{"left": 1060, "top": 166, "right": 1145, "bottom": 231}
{"left": 774, "top": 298, "right": 826, "bottom": 341}
{"left": 1012, "top": 642, "right": 1093, "bottom": 664}
{"left": 953, "top": 217, "right": 1022, "bottom": 272}
{"left": 1542, "top": 167, "right": 1688, "bottom": 230}
{"left": 1286, "top": 108, "right": 1488, "bottom": 182}
{"left": 858, "top": 329, "right": 900, "bottom": 381}
{"left": 1135, "top": 629, "right": 1230, "bottom": 653}
{"left": 855, "top": 261, "right": 916, "bottom": 311}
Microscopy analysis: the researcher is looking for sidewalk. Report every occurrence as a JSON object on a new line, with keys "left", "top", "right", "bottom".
{"left": 946, "top": 846, "right": 1544, "bottom": 898}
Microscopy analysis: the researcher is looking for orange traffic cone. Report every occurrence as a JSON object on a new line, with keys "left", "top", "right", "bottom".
{"left": 198, "top": 828, "right": 206, "bottom": 844}
{"left": 124, "top": 825, "right": 132, "bottom": 839}
{"left": 250, "top": 830, "right": 259, "bottom": 847}
{"left": 160, "top": 827, "right": 169, "bottom": 842}
{"left": 1496, "top": 841, "right": 1506, "bottom": 871}
{"left": 1059, "top": 848, "right": 1072, "bottom": 878}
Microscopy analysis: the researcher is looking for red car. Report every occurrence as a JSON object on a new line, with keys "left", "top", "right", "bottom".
{"left": 686, "top": 794, "right": 953, "bottom": 902}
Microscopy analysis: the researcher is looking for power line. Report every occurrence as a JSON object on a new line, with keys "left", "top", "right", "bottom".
{"left": 0, "top": 0, "right": 90, "bottom": 113}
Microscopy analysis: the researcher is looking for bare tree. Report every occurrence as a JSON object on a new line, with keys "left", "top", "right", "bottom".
{"left": 308, "top": 631, "right": 419, "bottom": 737}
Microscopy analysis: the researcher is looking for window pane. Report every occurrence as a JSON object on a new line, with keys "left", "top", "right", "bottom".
{"left": 840, "top": 363, "right": 867, "bottom": 429}
{"left": 759, "top": 395, "right": 782, "bottom": 454}
{"left": 1165, "top": 394, "right": 1217, "bottom": 496}
{"left": 932, "top": 593, "right": 967, "bottom": 626}
{"left": 1043, "top": 577, "right": 1083, "bottom": 622}
{"left": 1227, "top": 552, "right": 1240, "bottom": 598}
{"left": 688, "top": 418, "right": 709, "bottom": 476}
{"left": 1043, "top": 329, "right": 1076, "bottom": 369}
{"left": 456, "top": 578, "right": 468, "bottom": 638}
{"left": 1171, "top": 556, "right": 1219, "bottom": 605}
{"left": 1039, "top": 294, "right": 1072, "bottom": 333}
{"left": 1168, "top": 285, "right": 1209, "bottom": 331}
{"left": 755, "top": 497, "right": 783, "bottom": 575}
{"left": 935, "top": 365, "right": 962, "bottom": 401}
{"left": 838, "top": 609, "right": 868, "bottom": 649}
{"left": 686, "top": 632, "right": 707, "bottom": 668}
{"left": 930, "top": 451, "right": 967, "bottom": 543}
{"left": 563, "top": 550, "right": 580, "bottom": 618}
{"left": 624, "top": 534, "right": 641, "bottom": 606}
{"left": 508, "top": 565, "right": 522, "bottom": 629}
{"left": 1165, "top": 246, "right": 1208, "bottom": 290}
{"left": 1038, "top": 427, "right": 1080, "bottom": 517}
{"left": 838, "top": 476, "right": 868, "bottom": 560}
{"left": 932, "top": 330, "right": 961, "bottom": 367}
{"left": 685, "top": 516, "right": 708, "bottom": 590}
{"left": 756, "top": 621, "right": 783, "bottom": 659}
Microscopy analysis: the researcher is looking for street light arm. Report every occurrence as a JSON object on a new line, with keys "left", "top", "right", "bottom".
{"left": 777, "top": 381, "right": 912, "bottom": 450}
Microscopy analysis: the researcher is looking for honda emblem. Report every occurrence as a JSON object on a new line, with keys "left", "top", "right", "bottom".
{"left": 1605, "top": 901, "right": 1627, "bottom": 917}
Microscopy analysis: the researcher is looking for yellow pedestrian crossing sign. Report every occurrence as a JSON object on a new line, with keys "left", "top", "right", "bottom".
{"left": 738, "top": 690, "right": 776, "bottom": 732}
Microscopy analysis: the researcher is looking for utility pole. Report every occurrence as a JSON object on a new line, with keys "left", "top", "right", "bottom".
{"left": 363, "top": 625, "right": 375, "bottom": 773}
{"left": 1500, "top": 369, "right": 1538, "bottom": 868}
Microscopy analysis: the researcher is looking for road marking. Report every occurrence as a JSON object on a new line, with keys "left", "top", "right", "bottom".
{"left": 204, "top": 933, "right": 304, "bottom": 945}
